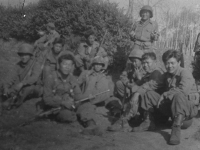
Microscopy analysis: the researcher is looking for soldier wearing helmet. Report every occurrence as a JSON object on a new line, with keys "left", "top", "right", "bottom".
{"left": 34, "top": 22, "right": 60, "bottom": 48}
{"left": 108, "top": 51, "right": 164, "bottom": 132}
{"left": 43, "top": 53, "right": 82, "bottom": 123}
{"left": 2, "top": 43, "right": 44, "bottom": 108}
{"left": 76, "top": 56, "right": 115, "bottom": 135}
{"left": 129, "top": 5, "right": 159, "bottom": 53}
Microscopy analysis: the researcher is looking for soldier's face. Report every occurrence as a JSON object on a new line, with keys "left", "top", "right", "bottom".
{"left": 141, "top": 10, "right": 151, "bottom": 20}
{"left": 88, "top": 35, "right": 95, "bottom": 45}
{"left": 142, "top": 58, "right": 155, "bottom": 72}
{"left": 19, "top": 54, "right": 31, "bottom": 64}
{"left": 165, "top": 57, "right": 180, "bottom": 74}
{"left": 60, "top": 60, "right": 74, "bottom": 75}
{"left": 94, "top": 64, "right": 103, "bottom": 72}
{"left": 53, "top": 43, "right": 63, "bottom": 54}
{"left": 129, "top": 58, "right": 142, "bottom": 69}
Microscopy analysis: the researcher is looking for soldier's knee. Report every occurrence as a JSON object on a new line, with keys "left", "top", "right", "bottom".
{"left": 173, "top": 93, "right": 186, "bottom": 102}
{"left": 56, "top": 109, "right": 77, "bottom": 123}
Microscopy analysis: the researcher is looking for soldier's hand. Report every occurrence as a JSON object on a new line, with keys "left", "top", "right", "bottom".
{"left": 134, "top": 68, "right": 142, "bottom": 80}
{"left": 61, "top": 98, "right": 74, "bottom": 109}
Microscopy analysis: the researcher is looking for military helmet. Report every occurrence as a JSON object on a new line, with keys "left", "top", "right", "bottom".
{"left": 18, "top": 43, "right": 34, "bottom": 55}
{"left": 139, "top": 5, "right": 153, "bottom": 18}
{"left": 129, "top": 49, "right": 144, "bottom": 59}
{"left": 92, "top": 56, "right": 105, "bottom": 66}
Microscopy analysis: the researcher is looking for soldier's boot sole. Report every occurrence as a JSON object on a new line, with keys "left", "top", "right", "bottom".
{"left": 169, "top": 125, "right": 181, "bottom": 145}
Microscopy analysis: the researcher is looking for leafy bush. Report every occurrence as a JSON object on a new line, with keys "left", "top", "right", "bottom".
{"left": 0, "top": 0, "right": 133, "bottom": 73}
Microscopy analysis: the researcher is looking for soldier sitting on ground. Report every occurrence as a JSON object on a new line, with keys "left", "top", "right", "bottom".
{"left": 75, "top": 30, "right": 109, "bottom": 72}
{"left": 43, "top": 54, "right": 82, "bottom": 123}
{"left": 133, "top": 50, "right": 199, "bottom": 145}
{"left": 108, "top": 52, "right": 164, "bottom": 132}
{"left": 42, "top": 38, "right": 77, "bottom": 87}
{"left": 2, "top": 43, "right": 44, "bottom": 109}
{"left": 76, "top": 56, "right": 118, "bottom": 135}
{"left": 34, "top": 22, "right": 60, "bottom": 48}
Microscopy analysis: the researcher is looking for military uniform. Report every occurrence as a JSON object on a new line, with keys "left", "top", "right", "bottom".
{"left": 35, "top": 23, "right": 60, "bottom": 47}
{"left": 116, "top": 50, "right": 145, "bottom": 98}
{"left": 130, "top": 5, "right": 159, "bottom": 53}
{"left": 140, "top": 66, "right": 198, "bottom": 119}
{"left": 76, "top": 57, "right": 114, "bottom": 131}
{"left": 43, "top": 71, "right": 82, "bottom": 122}
{"left": 3, "top": 44, "right": 44, "bottom": 106}
{"left": 75, "top": 41, "right": 108, "bottom": 70}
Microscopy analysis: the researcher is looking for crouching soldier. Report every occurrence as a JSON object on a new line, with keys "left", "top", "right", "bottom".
{"left": 2, "top": 44, "right": 44, "bottom": 109}
{"left": 76, "top": 56, "right": 115, "bottom": 135}
{"left": 75, "top": 30, "right": 108, "bottom": 71}
{"left": 43, "top": 54, "right": 82, "bottom": 122}
{"left": 115, "top": 49, "right": 145, "bottom": 99}
{"left": 134, "top": 50, "right": 199, "bottom": 145}
{"left": 108, "top": 52, "right": 164, "bottom": 132}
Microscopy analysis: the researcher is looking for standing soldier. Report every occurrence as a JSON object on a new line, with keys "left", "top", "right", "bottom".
{"left": 134, "top": 50, "right": 199, "bottom": 145}
{"left": 76, "top": 56, "right": 116, "bottom": 135}
{"left": 43, "top": 54, "right": 82, "bottom": 123}
{"left": 75, "top": 30, "right": 108, "bottom": 71}
{"left": 34, "top": 22, "right": 60, "bottom": 48}
{"left": 2, "top": 44, "right": 44, "bottom": 108}
{"left": 130, "top": 5, "right": 159, "bottom": 53}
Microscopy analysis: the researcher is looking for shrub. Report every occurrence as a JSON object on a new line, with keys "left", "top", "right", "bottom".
{"left": 0, "top": 0, "right": 133, "bottom": 73}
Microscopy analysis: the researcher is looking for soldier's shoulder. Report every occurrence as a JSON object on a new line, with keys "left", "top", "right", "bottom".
{"left": 179, "top": 67, "right": 193, "bottom": 77}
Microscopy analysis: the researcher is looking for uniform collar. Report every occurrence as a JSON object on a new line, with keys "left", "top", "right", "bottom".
{"left": 140, "top": 19, "right": 152, "bottom": 25}
{"left": 57, "top": 70, "right": 73, "bottom": 83}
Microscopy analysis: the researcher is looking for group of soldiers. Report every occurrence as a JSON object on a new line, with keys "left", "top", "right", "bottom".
{"left": 0, "top": 5, "right": 199, "bottom": 146}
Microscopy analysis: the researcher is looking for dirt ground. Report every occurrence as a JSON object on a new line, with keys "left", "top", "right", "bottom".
{"left": 0, "top": 40, "right": 200, "bottom": 150}
{"left": 0, "top": 98, "right": 200, "bottom": 150}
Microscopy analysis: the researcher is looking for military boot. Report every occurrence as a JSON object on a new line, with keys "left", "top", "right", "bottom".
{"left": 107, "top": 118, "right": 132, "bottom": 132}
{"left": 132, "top": 110, "right": 155, "bottom": 132}
{"left": 81, "top": 120, "right": 103, "bottom": 136}
{"left": 169, "top": 114, "right": 184, "bottom": 145}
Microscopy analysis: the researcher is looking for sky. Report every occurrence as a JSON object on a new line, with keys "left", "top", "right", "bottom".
{"left": 0, "top": 0, "right": 199, "bottom": 9}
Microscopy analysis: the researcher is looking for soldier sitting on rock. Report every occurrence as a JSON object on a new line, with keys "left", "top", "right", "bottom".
{"left": 2, "top": 43, "right": 44, "bottom": 109}
{"left": 108, "top": 52, "right": 164, "bottom": 132}
{"left": 75, "top": 30, "right": 109, "bottom": 72}
{"left": 76, "top": 56, "right": 118, "bottom": 135}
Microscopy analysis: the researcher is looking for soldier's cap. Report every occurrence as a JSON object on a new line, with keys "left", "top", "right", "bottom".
{"left": 18, "top": 43, "right": 34, "bottom": 55}
{"left": 92, "top": 56, "right": 105, "bottom": 66}
{"left": 46, "top": 22, "right": 55, "bottom": 29}
{"left": 129, "top": 49, "right": 144, "bottom": 59}
{"left": 140, "top": 5, "right": 153, "bottom": 18}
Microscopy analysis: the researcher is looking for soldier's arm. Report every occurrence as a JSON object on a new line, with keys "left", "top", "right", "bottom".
{"left": 45, "top": 32, "right": 60, "bottom": 46}
{"left": 34, "top": 34, "right": 47, "bottom": 46}
{"left": 135, "top": 70, "right": 164, "bottom": 95}
{"left": 164, "top": 70, "right": 194, "bottom": 100}
{"left": 21, "top": 57, "right": 44, "bottom": 86}
{"left": 77, "top": 70, "right": 87, "bottom": 85}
